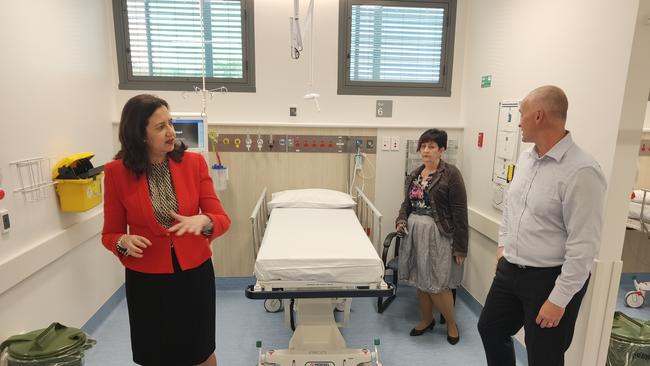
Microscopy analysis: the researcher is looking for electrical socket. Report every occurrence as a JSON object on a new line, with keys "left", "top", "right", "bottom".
{"left": 390, "top": 136, "right": 400, "bottom": 151}
{"left": 381, "top": 136, "right": 390, "bottom": 151}
{"left": 289, "top": 105, "right": 297, "bottom": 117}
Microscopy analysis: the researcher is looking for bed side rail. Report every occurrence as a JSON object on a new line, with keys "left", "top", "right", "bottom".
{"left": 639, "top": 189, "right": 649, "bottom": 236}
{"left": 250, "top": 187, "right": 269, "bottom": 258}
{"left": 355, "top": 187, "right": 383, "bottom": 253}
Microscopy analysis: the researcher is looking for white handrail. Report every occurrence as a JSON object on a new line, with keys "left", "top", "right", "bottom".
{"left": 355, "top": 188, "right": 382, "bottom": 220}
{"left": 250, "top": 187, "right": 268, "bottom": 258}
{"left": 355, "top": 187, "right": 383, "bottom": 252}
{"left": 250, "top": 187, "right": 268, "bottom": 222}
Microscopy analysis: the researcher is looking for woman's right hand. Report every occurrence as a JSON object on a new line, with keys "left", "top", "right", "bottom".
{"left": 396, "top": 222, "right": 408, "bottom": 236}
{"left": 120, "top": 235, "right": 152, "bottom": 258}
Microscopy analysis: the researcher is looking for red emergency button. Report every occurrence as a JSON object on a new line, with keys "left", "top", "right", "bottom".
{"left": 0, "top": 189, "right": 5, "bottom": 200}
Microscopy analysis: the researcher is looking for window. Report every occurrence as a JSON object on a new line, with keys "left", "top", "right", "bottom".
{"left": 112, "top": 0, "right": 255, "bottom": 91}
{"left": 338, "top": 0, "right": 456, "bottom": 96}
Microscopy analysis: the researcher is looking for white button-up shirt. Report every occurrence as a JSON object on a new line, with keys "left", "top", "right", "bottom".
{"left": 499, "top": 132, "right": 607, "bottom": 308}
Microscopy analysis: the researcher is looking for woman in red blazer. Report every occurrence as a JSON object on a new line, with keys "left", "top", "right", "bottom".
{"left": 102, "top": 94, "right": 230, "bottom": 366}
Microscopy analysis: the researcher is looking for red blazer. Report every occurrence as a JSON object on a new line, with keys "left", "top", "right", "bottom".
{"left": 101, "top": 152, "right": 231, "bottom": 274}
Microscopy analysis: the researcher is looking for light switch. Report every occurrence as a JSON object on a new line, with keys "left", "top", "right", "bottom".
{"left": 0, "top": 209, "right": 9, "bottom": 234}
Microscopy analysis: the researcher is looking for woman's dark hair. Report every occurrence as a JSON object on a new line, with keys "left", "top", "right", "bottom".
{"left": 114, "top": 94, "right": 186, "bottom": 177}
{"left": 417, "top": 128, "right": 447, "bottom": 151}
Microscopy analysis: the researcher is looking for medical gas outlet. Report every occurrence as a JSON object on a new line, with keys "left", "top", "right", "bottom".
{"left": 256, "top": 135, "right": 264, "bottom": 151}
{"left": 245, "top": 135, "right": 253, "bottom": 151}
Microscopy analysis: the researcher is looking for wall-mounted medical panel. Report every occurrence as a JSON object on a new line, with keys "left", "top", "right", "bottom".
{"left": 209, "top": 134, "right": 376, "bottom": 154}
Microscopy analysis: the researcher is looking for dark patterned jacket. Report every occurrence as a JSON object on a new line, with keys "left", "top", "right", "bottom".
{"left": 396, "top": 160, "right": 468, "bottom": 256}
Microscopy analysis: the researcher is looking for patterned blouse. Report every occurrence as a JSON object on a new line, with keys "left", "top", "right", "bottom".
{"left": 409, "top": 171, "right": 437, "bottom": 209}
{"left": 147, "top": 160, "right": 213, "bottom": 236}
{"left": 148, "top": 160, "right": 179, "bottom": 229}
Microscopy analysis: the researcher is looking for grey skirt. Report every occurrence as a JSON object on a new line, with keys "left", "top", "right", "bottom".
{"left": 398, "top": 214, "right": 463, "bottom": 293}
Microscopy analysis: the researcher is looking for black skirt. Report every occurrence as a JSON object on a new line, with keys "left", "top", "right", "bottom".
{"left": 125, "top": 250, "right": 215, "bottom": 366}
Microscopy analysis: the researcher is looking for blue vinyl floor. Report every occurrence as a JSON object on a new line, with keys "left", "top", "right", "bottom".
{"left": 83, "top": 273, "right": 650, "bottom": 365}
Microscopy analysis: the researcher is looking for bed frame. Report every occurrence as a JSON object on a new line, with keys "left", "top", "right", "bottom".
{"left": 246, "top": 187, "right": 392, "bottom": 366}
{"left": 627, "top": 188, "right": 650, "bottom": 237}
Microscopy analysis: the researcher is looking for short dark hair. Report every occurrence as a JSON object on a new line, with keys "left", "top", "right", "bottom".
{"left": 114, "top": 94, "right": 186, "bottom": 177}
{"left": 417, "top": 128, "right": 447, "bottom": 151}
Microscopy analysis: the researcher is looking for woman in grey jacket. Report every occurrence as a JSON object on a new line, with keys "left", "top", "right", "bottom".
{"left": 395, "top": 128, "right": 468, "bottom": 345}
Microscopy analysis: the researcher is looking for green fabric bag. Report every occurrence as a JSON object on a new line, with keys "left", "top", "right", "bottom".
{"left": 0, "top": 323, "right": 95, "bottom": 366}
{"left": 606, "top": 311, "right": 650, "bottom": 366}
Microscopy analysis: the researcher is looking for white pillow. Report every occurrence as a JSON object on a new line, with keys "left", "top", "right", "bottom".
{"left": 268, "top": 189, "right": 356, "bottom": 210}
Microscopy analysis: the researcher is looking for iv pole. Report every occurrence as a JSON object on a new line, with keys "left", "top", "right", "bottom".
{"left": 183, "top": 0, "right": 228, "bottom": 115}
{"left": 291, "top": 0, "right": 321, "bottom": 112}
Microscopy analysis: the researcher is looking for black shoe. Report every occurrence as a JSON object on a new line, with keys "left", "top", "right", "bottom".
{"left": 409, "top": 319, "right": 435, "bottom": 336}
{"left": 446, "top": 325, "right": 460, "bottom": 345}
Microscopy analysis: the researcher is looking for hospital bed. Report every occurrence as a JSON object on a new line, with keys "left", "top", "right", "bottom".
{"left": 627, "top": 188, "right": 650, "bottom": 237}
{"left": 246, "top": 188, "right": 393, "bottom": 366}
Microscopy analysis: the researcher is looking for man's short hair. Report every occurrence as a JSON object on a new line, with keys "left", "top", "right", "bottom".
{"left": 529, "top": 85, "right": 568, "bottom": 121}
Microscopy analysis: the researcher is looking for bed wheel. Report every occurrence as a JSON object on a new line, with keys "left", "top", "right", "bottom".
{"left": 625, "top": 291, "right": 644, "bottom": 308}
{"left": 334, "top": 299, "right": 347, "bottom": 312}
{"left": 264, "top": 299, "right": 282, "bottom": 313}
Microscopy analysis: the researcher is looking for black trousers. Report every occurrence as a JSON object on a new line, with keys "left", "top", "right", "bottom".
{"left": 477, "top": 257, "right": 589, "bottom": 366}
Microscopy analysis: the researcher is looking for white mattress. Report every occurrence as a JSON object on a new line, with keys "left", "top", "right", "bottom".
{"left": 254, "top": 208, "right": 384, "bottom": 284}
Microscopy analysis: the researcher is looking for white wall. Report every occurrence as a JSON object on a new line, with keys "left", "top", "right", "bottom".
{"left": 459, "top": 0, "right": 649, "bottom": 365}
{"left": 111, "top": 0, "right": 469, "bottom": 273}
{"left": 0, "top": 0, "right": 122, "bottom": 340}
{"left": 114, "top": 0, "right": 466, "bottom": 126}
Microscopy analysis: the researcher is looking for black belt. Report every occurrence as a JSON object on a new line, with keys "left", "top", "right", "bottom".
{"left": 504, "top": 259, "right": 562, "bottom": 271}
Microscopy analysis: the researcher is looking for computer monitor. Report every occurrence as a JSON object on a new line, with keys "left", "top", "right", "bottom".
{"left": 171, "top": 113, "right": 208, "bottom": 153}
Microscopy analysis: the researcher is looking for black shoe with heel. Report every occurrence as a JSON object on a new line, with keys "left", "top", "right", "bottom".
{"left": 409, "top": 319, "right": 436, "bottom": 336}
{"left": 446, "top": 324, "right": 460, "bottom": 345}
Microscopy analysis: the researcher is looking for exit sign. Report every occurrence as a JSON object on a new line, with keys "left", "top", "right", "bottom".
{"left": 481, "top": 75, "right": 492, "bottom": 88}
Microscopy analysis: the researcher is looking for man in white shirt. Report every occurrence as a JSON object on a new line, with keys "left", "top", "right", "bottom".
{"left": 477, "top": 85, "right": 607, "bottom": 366}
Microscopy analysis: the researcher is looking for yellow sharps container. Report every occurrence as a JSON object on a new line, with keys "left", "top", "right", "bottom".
{"left": 52, "top": 152, "right": 104, "bottom": 212}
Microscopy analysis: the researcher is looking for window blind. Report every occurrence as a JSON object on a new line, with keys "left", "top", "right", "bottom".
{"left": 125, "top": 0, "right": 243, "bottom": 79}
{"left": 349, "top": 4, "right": 445, "bottom": 84}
